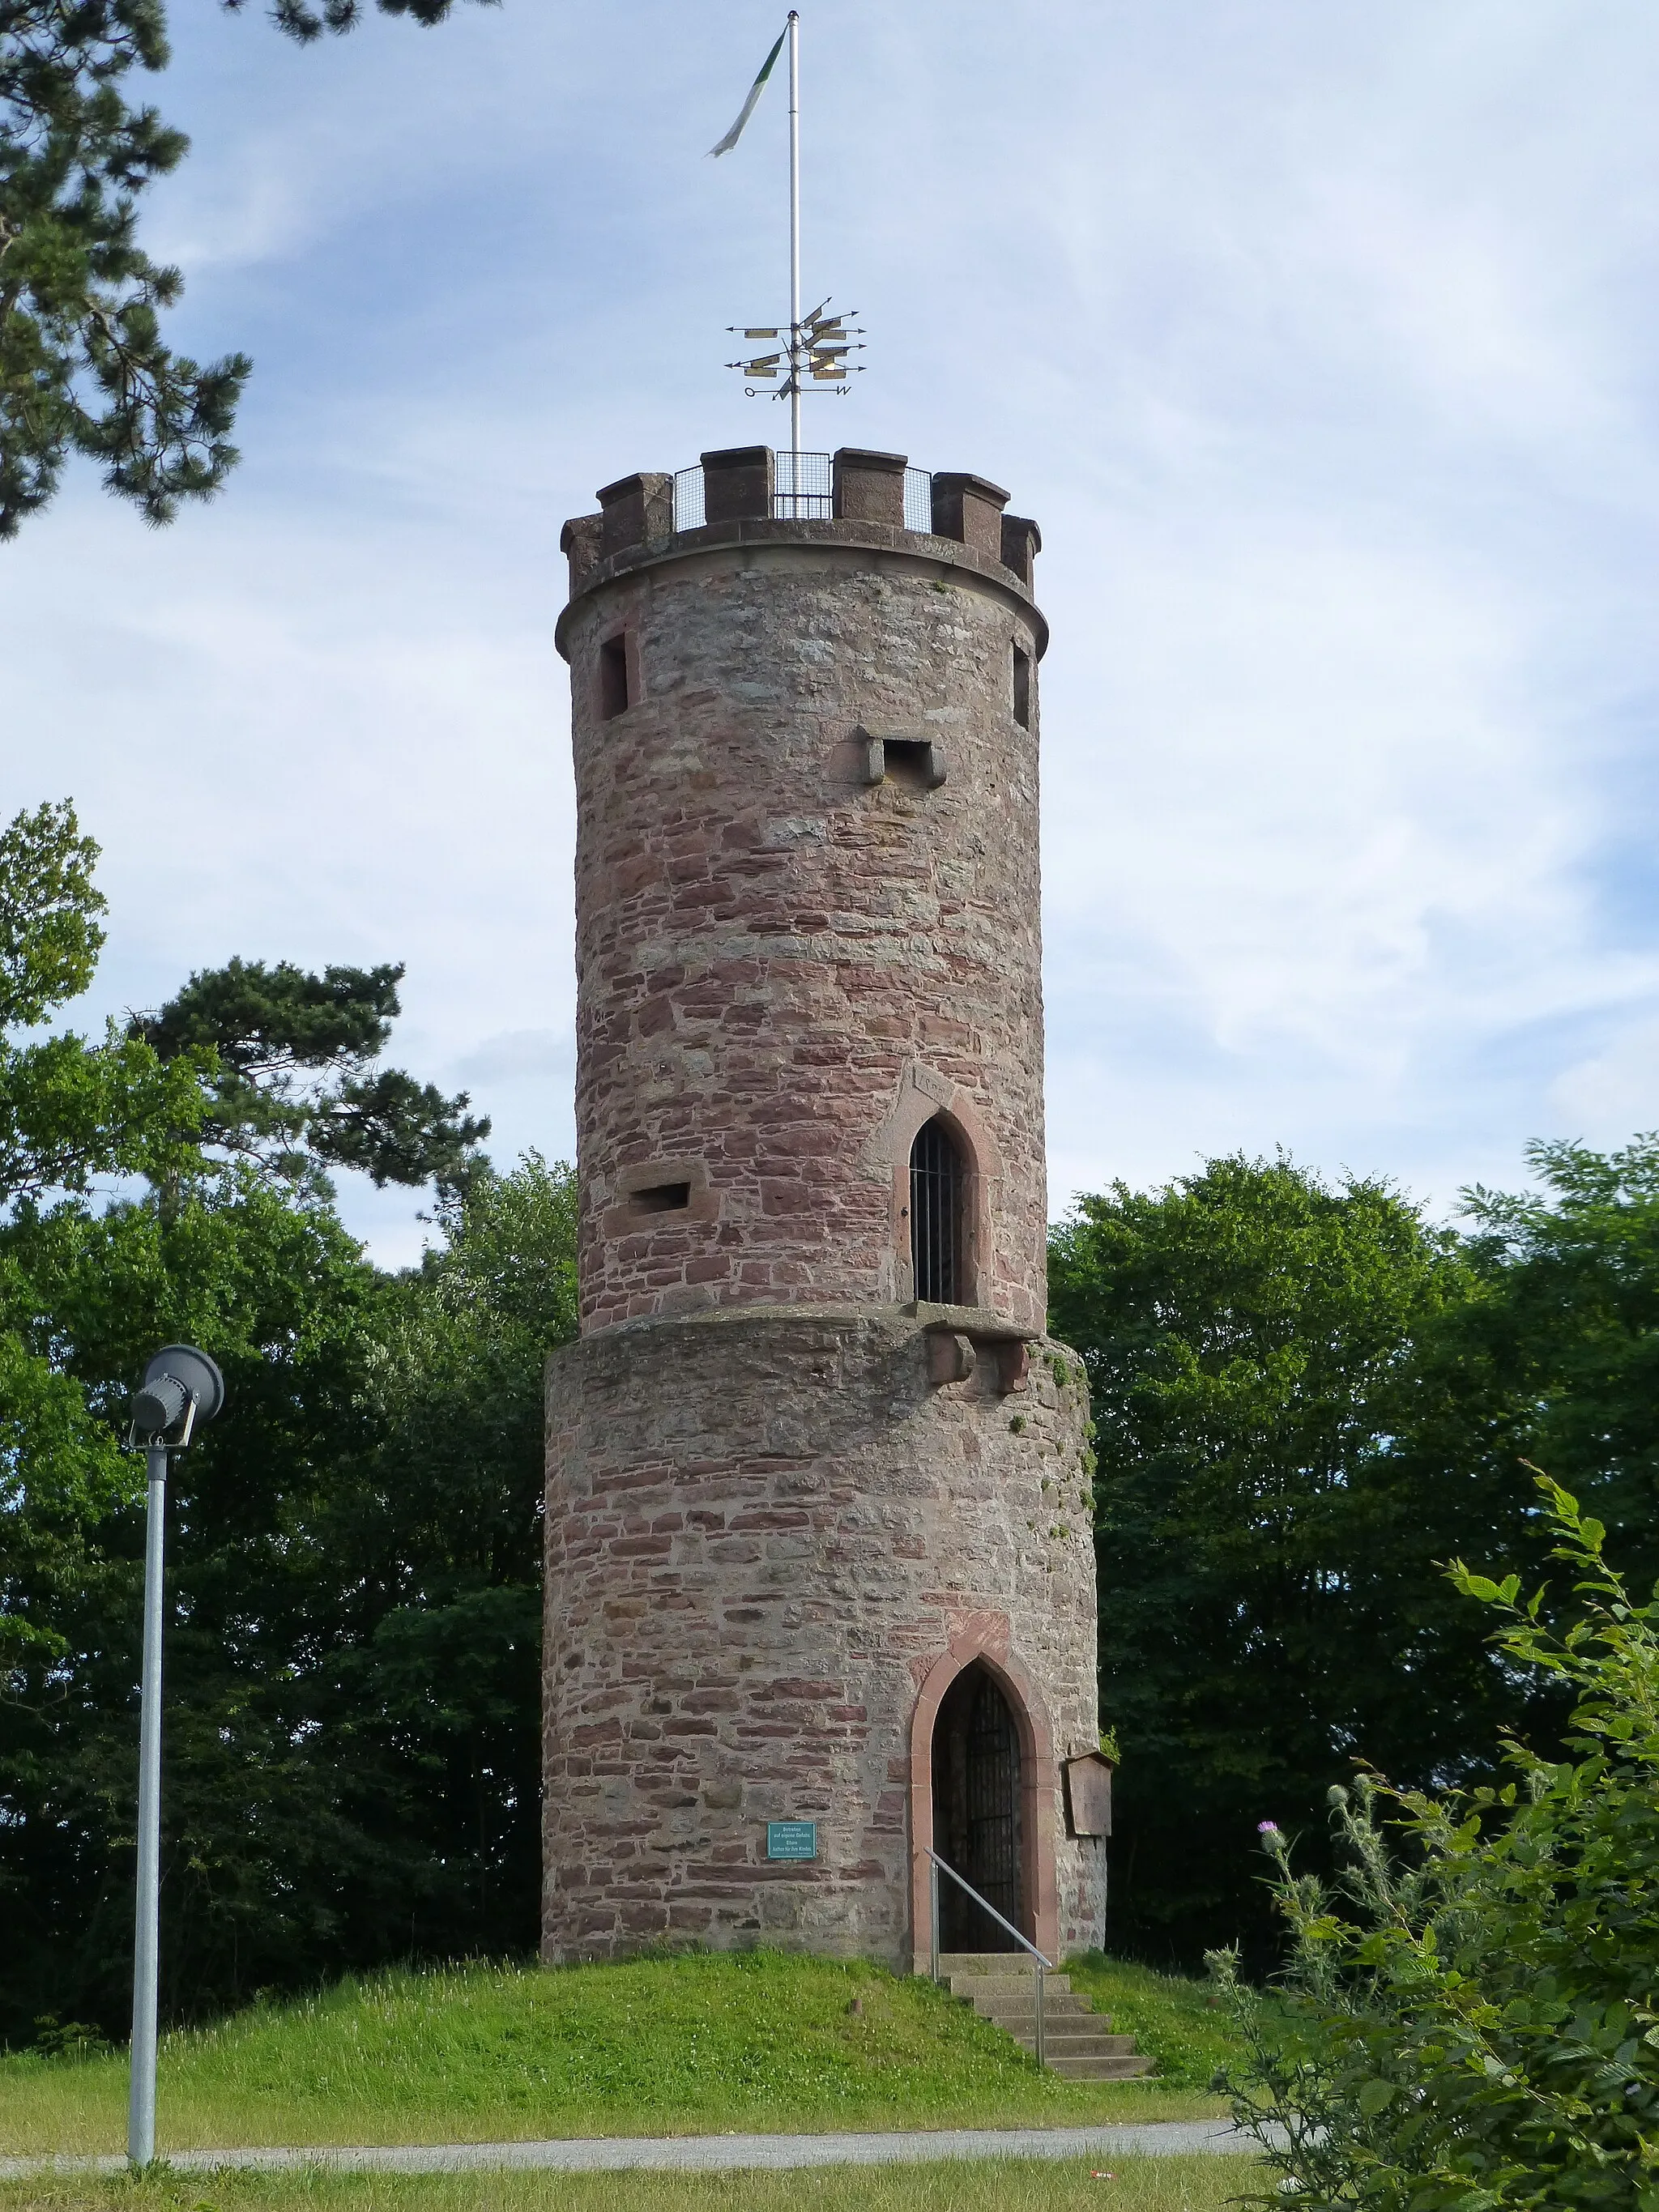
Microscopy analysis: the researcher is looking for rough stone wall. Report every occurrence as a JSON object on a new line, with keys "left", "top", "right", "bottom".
{"left": 541, "top": 1306, "right": 1102, "bottom": 1966}
{"left": 560, "top": 531, "right": 1048, "bottom": 1336}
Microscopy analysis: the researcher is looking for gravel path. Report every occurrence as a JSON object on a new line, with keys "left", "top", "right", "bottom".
{"left": 2, "top": 2119, "right": 1260, "bottom": 2180}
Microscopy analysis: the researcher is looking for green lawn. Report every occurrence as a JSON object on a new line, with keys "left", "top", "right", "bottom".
{"left": 0, "top": 2156, "right": 1252, "bottom": 2212}
{"left": 1064, "top": 1955, "right": 1241, "bottom": 2093}
{"left": 0, "top": 1954, "right": 1231, "bottom": 2156}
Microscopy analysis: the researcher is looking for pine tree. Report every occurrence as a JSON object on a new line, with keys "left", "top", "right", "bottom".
{"left": 0, "top": 0, "right": 489, "bottom": 536}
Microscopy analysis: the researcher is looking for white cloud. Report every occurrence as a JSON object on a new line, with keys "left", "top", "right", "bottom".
{"left": 1550, "top": 1022, "right": 1659, "bottom": 1145}
{"left": 7, "top": 0, "right": 1659, "bottom": 1255}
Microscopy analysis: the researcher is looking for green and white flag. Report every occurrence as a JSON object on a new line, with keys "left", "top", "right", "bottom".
{"left": 708, "top": 23, "right": 788, "bottom": 156}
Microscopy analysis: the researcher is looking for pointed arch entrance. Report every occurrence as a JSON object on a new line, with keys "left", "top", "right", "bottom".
{"left": 908, "top": 1622, "right": 1061, "bottom": 1967}
{"left": 932, "top": 1662, "right": 1023, "bottom": 1949}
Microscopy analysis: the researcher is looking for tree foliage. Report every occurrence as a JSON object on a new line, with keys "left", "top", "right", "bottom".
{"left": 1456, "top": 1138, "right": 1659, "bottom": 1604}
{"left": 0, "top": 0, "right": 492, "bottom": 537}
{"left": 0, "top": 799, "right": 569, "bottom": 2044}
{"left": 0, "top": 1152, "right": 573, "bottom": 2042}
{"left": 130, "top": 954, "right": 488, "bottom": 1197}
{"left": 1216, "top": 1479, "right": 1659, "bottom": 2212}
{"left": 1049, "top": 1154, "right": 1550, "bottom": 1967}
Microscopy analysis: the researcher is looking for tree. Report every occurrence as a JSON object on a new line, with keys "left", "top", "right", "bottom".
{"left": 0, "top": 0, "right": 490, "bottom": 539}
{"left": 1456, "top": 1137, "right": 1659, "bottom": 1603}
{"left": 0, "top": 1152, "right": 576, "bottom": 2043}
{"left": 1048, "top": 1155, "right": 1540, "bottom": 1968}
{"left": 130, "top": 954, "right": 489, "bottom": 1197}
{"left": 0, "top": 799, "right": 565, "bottom": 2042}
{"left": 1216, "top": 1480, "right": 1659, "bottom": 2212}
{"left": 0, "top": 799, "right": 207, "bottom": 1681}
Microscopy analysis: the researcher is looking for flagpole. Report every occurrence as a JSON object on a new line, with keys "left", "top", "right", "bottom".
{"left": 787, "top": 9, "right": 801, "bottom": 504}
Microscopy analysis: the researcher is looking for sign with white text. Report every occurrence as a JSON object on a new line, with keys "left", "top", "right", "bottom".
{"left": 766, "top": 1820, "right": 818, "bottom": 1861}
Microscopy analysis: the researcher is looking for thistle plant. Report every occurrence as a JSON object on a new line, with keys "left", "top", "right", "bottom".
{"left": 1209, "top": 1475, "right": 1659, "bottom": 2212}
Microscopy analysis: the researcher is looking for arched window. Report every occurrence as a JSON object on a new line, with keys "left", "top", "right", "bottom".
{"left": 910, "top": 1116, "right": 964, "bottom": 1304}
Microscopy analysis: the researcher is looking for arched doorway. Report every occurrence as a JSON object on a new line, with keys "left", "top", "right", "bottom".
{"left": 911, "top": 1116, "right": 964, "bottom": 1304}
{"left": 931, "top": 1661, "right": 1025, "bottom": 1950}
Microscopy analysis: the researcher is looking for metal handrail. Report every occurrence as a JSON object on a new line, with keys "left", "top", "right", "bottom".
{"left": 923, "top": 1846, "right": 1051, "bottom": 2067}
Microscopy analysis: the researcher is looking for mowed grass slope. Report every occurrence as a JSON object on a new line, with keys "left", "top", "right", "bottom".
{"left": 1064, "top": 1955, "right": 1241, "bottom": 2092}
{"left": 0, "top": 2154, "right": 1252, "bottom": 2212}
{"left": 0, "top": 1954, "right": 1229, "bottom": 2154}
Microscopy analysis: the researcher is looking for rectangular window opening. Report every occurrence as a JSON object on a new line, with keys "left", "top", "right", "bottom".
{"left": 599, "top": 633, "right": 631, "bottom": 721}
{"left": 630, "top": 1180, "right": 691, "bottom": 1214}
{"left": 883, "top": 738, "right": 934, "bottom": 787}
{"left": 1012, "top": 645, "right": 1031, "bottom": 730}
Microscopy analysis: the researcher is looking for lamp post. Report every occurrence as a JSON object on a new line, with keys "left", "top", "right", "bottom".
{"left": 126, "top": 1345, "right": 224, "bottom": 2171}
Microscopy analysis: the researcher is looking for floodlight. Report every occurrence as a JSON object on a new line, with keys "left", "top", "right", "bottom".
{"left": 130, "top": 1345, "right": 224, "bottom": 1448}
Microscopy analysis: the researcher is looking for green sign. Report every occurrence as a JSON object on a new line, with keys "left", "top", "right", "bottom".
{"left": 766, "top": 1820, "right": 818, "bottom": 1861}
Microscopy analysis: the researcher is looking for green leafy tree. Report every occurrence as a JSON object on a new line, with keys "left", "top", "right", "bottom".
{"left": 0, "top": 799, "right": 567, "bottom": 2041}
{"left": 1456, "top": 1137, "right": 1659, "bottom": 1600}
{"left": 1215, "top": 1478, "right": 1659, "bottom": 2212}
{"left": 0, "top": 799, "right": 206, "bottom": 1686}
{"left": 1049, "top": 1155, "right": 1534, "bottom": 1967}
{"left": 0, "top": 1152, "right": 575, "bottom": 2042}
{"left": 0, "top": 0, "right": 490, "bottom": 538}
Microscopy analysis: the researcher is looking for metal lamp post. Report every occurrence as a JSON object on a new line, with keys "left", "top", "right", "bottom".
{"left": 126, "top": 1345, "right": 224, "bottom": 2171}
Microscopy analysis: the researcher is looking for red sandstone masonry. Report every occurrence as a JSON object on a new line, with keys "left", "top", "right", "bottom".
{"left": 543, "top": 1306, "right": 1101, "bottom": 1967}
{"left": 558, "top": 517, "right": 1049, "bottom": 1336}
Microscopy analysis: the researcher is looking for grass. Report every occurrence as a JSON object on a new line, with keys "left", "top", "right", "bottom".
{"left": 0, "top": 1954, "right": 1234, "bottom": 2156}
{"left": 1064, "top": 1956, "right": 1241, "bottom": 2093}
{"left": 0, "top": 2155, "right": 1254, "bottom": 2212}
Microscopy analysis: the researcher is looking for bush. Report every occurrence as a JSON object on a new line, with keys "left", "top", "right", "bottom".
{"left": 1211, "top": 1476, "right": 1659, "bottom": 2212}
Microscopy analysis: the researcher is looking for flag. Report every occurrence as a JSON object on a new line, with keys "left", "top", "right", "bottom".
{"left": 708, "top": 23, "right": 788, "bottom": 157}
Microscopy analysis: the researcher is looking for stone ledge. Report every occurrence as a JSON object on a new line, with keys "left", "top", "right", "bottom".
{"left": 555, "top": 518, "right": 1047, "bottom": 664}
{"left": 906, "top": 1302, "right": 1039, "bottom": 1343}
{"left": 550, "top": 1300, "right": 1051, "bottom": 1372}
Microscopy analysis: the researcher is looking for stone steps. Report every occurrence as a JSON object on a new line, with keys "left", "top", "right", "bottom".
{"left": 935, "top": 1950, "right": 1157, "bottom": 2082}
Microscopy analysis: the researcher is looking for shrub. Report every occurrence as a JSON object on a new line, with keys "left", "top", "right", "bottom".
{"left": 1211, "top": 1477, "right": 1659, "bottom": 2212}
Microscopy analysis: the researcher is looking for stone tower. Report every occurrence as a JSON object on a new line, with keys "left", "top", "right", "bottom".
{"left": 542, "top": 443, "right": 1107, "bottom": 1971}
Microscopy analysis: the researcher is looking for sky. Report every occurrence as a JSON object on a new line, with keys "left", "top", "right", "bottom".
{"left": 8, "top": 0, "right": 1659, "bottom": 1265}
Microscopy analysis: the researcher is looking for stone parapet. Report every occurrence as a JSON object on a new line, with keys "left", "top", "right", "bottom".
{"left": 555, "top": 515, "right": 1047, "bottom": 661}
{"left": 541, "top": 1304, "right": 1102, "bottom": 1966}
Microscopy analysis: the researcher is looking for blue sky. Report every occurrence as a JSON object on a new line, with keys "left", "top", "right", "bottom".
{"left": 9, "top": 0, "right": 1659, "bottom": 1263}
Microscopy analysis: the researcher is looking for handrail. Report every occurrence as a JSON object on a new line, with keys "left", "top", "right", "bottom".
{"left": 924, "top": 1848, "right": 1051, "bottom": 1967}
{"left": 923, "top": 1846, "right": 1051, "bottom": 2067}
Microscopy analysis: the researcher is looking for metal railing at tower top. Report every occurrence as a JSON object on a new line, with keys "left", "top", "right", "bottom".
{"left": 671, "top": 454, "right": 935, "bottom": 534}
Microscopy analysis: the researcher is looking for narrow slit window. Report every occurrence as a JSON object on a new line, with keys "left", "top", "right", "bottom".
{"left": 1012, "top": 645, "right": 1031, "bottom": 730}
{"left": 599, "top": 633, "right": 631, "bottom": 720}
{"left": 910, "top": 1117, "right": 964, "bottom": 1305}
{"left": 631, "top": 1180, "right": 690, "bottom": 1214}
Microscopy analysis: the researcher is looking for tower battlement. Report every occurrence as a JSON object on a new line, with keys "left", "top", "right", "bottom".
{"left": 558, "top": 445, "right": 1043, "bottom": 613}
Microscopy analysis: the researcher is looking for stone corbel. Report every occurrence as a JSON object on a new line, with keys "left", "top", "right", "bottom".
{"left": 925, "top": 1330, "right": 976, "bottom": 1386}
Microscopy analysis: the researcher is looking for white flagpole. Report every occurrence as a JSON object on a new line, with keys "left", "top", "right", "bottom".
{"left": 787, "top": 9, "right": 801, "bottom": 503}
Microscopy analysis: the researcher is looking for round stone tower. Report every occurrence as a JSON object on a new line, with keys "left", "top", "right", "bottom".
{"left": 543, "top": 443, "right": 1107, "bottom": 1970}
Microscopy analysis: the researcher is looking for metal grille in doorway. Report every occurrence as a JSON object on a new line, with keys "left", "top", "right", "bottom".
{"left": 964, "top": 1673, "right": 1021, "bottom": 1929}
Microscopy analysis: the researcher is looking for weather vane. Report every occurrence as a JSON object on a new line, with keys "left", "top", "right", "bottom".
{"left": 710, "top": 13, "right": 866, "bottom": 476}
{"left": 727, "top": 301, "right": 867, "bottom": 410}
